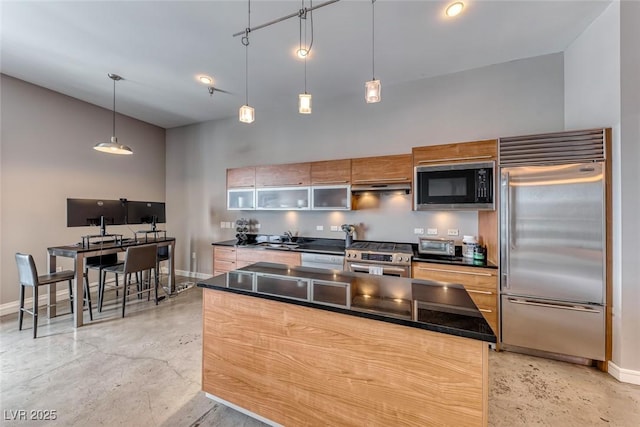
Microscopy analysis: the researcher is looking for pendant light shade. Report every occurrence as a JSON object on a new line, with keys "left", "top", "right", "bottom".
{"left": 94, "top": 136, "right": 133, "bottom": 155}
{"left": 365, "top": 79, "right": 381, "bottom": 103}
{"left": 239, "top": 104, "right": 255, "bottom": 123}
{"left": 298, "top": 93, "right": 312, "bottom": 114}
{"left": 94, "top": 73, "right": 133, "bottom": 155}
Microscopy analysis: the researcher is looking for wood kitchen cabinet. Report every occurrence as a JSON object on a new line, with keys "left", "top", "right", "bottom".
{"left": 412, "top": 261, "right": 499, "bottom": 338}
{"left": 412, "top": 139, "right": 497, "bottom": 166}
{"left": 310, "top": 159, "right": 351, "bottom": 185}
{"left": 227, "top": 166, "right": 256, "bottom": 188}
{"left": 255, "top": 162, "right": 311, "bottom": 187}
{"left": 214, "top": 246, "right": 302, "bottom": 276}
{"left": 213, "top": 246, "right": 238, "bottom": 276}
{"left": 236, "top": 247, "right": 301, "bottom": 267}
{"left": 351, "top": 154, "right": 412, "bottom": 185}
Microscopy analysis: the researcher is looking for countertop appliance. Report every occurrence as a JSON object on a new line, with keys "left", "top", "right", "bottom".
{"left": 300, "top": 252, "right": 345, "bottom": 270}
{"left": 414, "top": 161, "right": 494, "bottom": 210}
{"left": 417, "top": 237, "right": 457, "bottom": 257}
{"left": 499, "top": 129, "right": 607, "bottom": 361}
{"left": 345, "top": 242, "right": 412, "bottom": 277}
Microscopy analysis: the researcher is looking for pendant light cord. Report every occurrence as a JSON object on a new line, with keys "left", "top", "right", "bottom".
{"left": 299, "top": 0, "right": 313, "bottom": 94}
{"left": 112, "top": 76, "right": 116, "bottom": 136}
{"left": 371, "top": 0, "right": 375, "bottom": 80}
{"left": 242, "top": 0, "right": 251, "bottom": 105}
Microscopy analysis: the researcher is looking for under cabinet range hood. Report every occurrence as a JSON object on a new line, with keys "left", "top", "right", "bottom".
{"left": 350, "top": 182, "right": 412, "bottom": 194}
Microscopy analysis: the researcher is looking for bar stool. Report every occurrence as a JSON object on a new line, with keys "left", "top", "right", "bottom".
{"left": 15, "top": 253, "right": 91, "bottom": 338}
{"left": 83, "top": 253, "right": 121, "bottom": 313}
{"left": 101, "top": 244, "right": 158, "bottom": 317}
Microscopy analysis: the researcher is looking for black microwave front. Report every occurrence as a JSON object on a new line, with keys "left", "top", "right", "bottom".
{"left": 414, "top": 161, "right": 495, "bottom": 210}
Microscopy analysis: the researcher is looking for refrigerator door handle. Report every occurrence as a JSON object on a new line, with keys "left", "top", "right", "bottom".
{"left": 501, "top": 170, "right": 510, "bottom": 290}
{"left": 507, "top": 298, "right": 602, "bottom": 314}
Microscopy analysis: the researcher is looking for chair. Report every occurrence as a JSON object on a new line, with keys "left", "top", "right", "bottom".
{"left": 101, "top": 244, "right": 158, "bottom": 317}
{"left": 155, "top": 246, "right": 169, "bottom": 287}
{"left": 83, "top": 253, "right": 121, "bottom": 313}
{"left": 15, "top": 253, "right": 92, "bottom": 338}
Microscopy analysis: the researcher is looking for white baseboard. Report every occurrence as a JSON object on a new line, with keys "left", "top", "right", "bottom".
{"left": 205, "top": 393, "right": 281, "bottom": 427}
{"left": 608, "top": 361, "right": 640, "bottom": 385}
{"left": 175, "top": 269, "right": 211, "bottom": 280}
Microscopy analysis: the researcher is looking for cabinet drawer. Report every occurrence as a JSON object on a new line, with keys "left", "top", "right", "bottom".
{"left": 214, "top": 246, "right": 237, "bottom": 261}
{"left": 412, "top": 262, "right": 497, "bottom": 291}
{"left": 237, "top": 248, "right": 301, "bottom": 266}
{"left": 465, "top": 290, "right": 495, "bottom": 308}
{"left": 214, "top": 259, "right": 237, "bottom": 272}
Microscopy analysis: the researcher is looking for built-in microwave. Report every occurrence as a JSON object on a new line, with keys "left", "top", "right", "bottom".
{"left": 414, "top": 161, "right": 494, "bottom": 210}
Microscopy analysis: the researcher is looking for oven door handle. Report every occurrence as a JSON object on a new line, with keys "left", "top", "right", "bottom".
{"left": 349, "top": 263, "right": 407, "bottom": 273}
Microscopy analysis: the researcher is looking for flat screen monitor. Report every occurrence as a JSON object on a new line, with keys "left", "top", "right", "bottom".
{"left": 67, "top": 198, "right": 126, "bottom": 227}
{"left": 126, "top": 201, "right": 166, "bottom": 225}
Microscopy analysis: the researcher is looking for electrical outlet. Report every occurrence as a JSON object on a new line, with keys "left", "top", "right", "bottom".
{"left": 447, "top": 229, "right": 459, "bottom": 236}
{"left": 330, "top": 225, "right": 339, "bottom": 232}
{"left": 56, "top": 266, "right": 63, "bottom": 272}
{"left": 427, "top": 228, "right": 438, "bottom": 235}
{"left": 220, "top": 221, "right": 226, "bottom": 229}
{"left": 316, "top": 225, "right": 324, "bottom": 231}
{"left": 413, "top": 228, "right": 424, "bottom": 235}
{"left": 255, "top": 223, "right": 261, "bottom": 229}
{"left": 192, "top": 252, "right": 196, "bottom": 259}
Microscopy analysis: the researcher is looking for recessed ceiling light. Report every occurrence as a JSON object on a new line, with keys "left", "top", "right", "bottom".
{"left": 446, "top": 2, "right": 464, "bottom": 17}
{"left": 198, "top": 75, "right": 213, "bottom": 85}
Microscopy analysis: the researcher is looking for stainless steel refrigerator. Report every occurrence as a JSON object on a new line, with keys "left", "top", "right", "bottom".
{"left": 500, "top": 157, "right": 606, "bottom": 361}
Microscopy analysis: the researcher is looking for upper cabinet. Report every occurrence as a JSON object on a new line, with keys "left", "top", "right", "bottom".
{"left": 311, "top": 159, "right": 351, "bottom": 185}
{"left": 227, "top": 166, "right": 256, "bottom": 188}
{"left": 256, "top": 162, "right": 311, "bottom": 187}
{"left": 351, "top": 154, "right": 413, "bottom": 184}
{"left": 413, "top": 139, "right": 497, "bottom": 166}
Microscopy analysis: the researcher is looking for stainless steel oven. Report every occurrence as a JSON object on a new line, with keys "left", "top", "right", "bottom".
{"left": 344, "top": 242, "right": 412, "bottom": 278}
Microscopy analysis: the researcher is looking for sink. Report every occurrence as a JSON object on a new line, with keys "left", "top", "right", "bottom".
{"left": 258, "top": 242, "right": 299, "bottom": 250}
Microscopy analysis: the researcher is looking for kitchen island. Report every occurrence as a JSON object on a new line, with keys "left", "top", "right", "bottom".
{"left": 198, "top": 263, "right": 495, "bottom": 426}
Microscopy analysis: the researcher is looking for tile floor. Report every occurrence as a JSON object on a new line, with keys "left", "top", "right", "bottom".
{"left": 1, "top": 277, "right": 639, "bottom": 426}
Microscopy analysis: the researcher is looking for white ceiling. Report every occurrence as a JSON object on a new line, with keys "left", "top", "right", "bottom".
{"left": 1, "top": 1, "right": 610, "bottom": 129}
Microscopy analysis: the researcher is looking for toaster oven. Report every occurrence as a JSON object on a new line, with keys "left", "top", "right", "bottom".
{"left": 417, "top": 237, "right": 457, "bottom": 257}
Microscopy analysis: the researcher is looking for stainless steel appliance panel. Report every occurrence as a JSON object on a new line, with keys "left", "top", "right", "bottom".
{"left": 345, "top": 262, "right": 410, "bottom": 278}
{"left": 300, "top": 253, "right": 344, "bottom": 270}
{"left": 501, "top": 295, "right": 605, "bottom": 360}
{"left": 501, "top": 163, "right": 605, "bottom": 304}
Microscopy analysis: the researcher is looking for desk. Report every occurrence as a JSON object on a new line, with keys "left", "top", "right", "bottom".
{"left": 47, "top": 237, "right": 176, "bottom": 327}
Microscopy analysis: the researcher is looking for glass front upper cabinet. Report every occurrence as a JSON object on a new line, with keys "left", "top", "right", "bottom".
{"left": 311, "top": 185, "right": 351, "bottom": 210}
{"left": 227, "top": 188, "right": 255, "bottom": 210}
{"left": 256, "top": 187, "right": 311, "bottom": 210}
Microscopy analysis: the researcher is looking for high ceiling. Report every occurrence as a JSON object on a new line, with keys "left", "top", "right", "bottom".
{"left": 1, "top": 1, "right": 610, "bottom": 129}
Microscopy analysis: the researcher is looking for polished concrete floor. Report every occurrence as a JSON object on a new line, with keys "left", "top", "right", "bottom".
{"left": 1, "top": 278, "right": 639, "bottom": 426}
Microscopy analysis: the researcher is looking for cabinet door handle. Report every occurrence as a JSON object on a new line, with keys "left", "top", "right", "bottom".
{"left": 216, "top": 260, "right": 236, "bottom": 265}
{"left": 478, "top": 308, "right": 493, "bottom": 313}
{"left": 416, "top": 266, "right": 493, "bottom": 277}
{"left": 466, "top": 289, "right": 493, "bottom": 295}
{"left": 313, "top": 180, "right": 348, "bottom": 184}
{"left": 352, "top": 178, "right": 410, "bottom": 183}
{"left": 417, "top": 155, "right": 493, "bottom": 164}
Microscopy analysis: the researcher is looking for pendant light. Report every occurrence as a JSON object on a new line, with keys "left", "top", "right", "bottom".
{"left": 365, "top": 0, "right": 381, "bottom": 104}
{"left": 94, "top": 73, "right": 133, "bottom": 155}
{"left": 239, "top": 0, "right": 255, "bottom": 123}
{"left": 298, "top": 3, "right": 313, "bottom": 114}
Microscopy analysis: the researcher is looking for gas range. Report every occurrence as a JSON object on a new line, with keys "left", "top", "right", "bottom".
{"left": 345, "top": 242, "right": 413, "bottom": 266}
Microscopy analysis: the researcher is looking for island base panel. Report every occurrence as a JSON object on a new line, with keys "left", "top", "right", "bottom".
{"left": 202, "top": 289, "right": 488, "bottom": 426}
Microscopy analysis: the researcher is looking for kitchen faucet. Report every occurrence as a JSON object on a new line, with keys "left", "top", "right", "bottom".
{"left": 283, "top": 231, "right": 295, "bottom": 242}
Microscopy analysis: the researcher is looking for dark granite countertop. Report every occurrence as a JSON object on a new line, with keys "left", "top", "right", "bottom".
{"left": 197, "top": 262, "right": 496, "bottom": 343}
{"left": 213, "top": 237, "right": 497, "bottom": 268}
{"left": 212, "top": 237, "right": 346, "bottom": 255}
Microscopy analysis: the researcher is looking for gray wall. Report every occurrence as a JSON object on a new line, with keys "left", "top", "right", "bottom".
{"left": 0, "top": 75, "right": 166, "bottom": 307}
{"left": 564, "top": 0, "right": 640, "bottom": 375}
{"left": 166, "top": 53, "right": 565, "bottom": 277}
